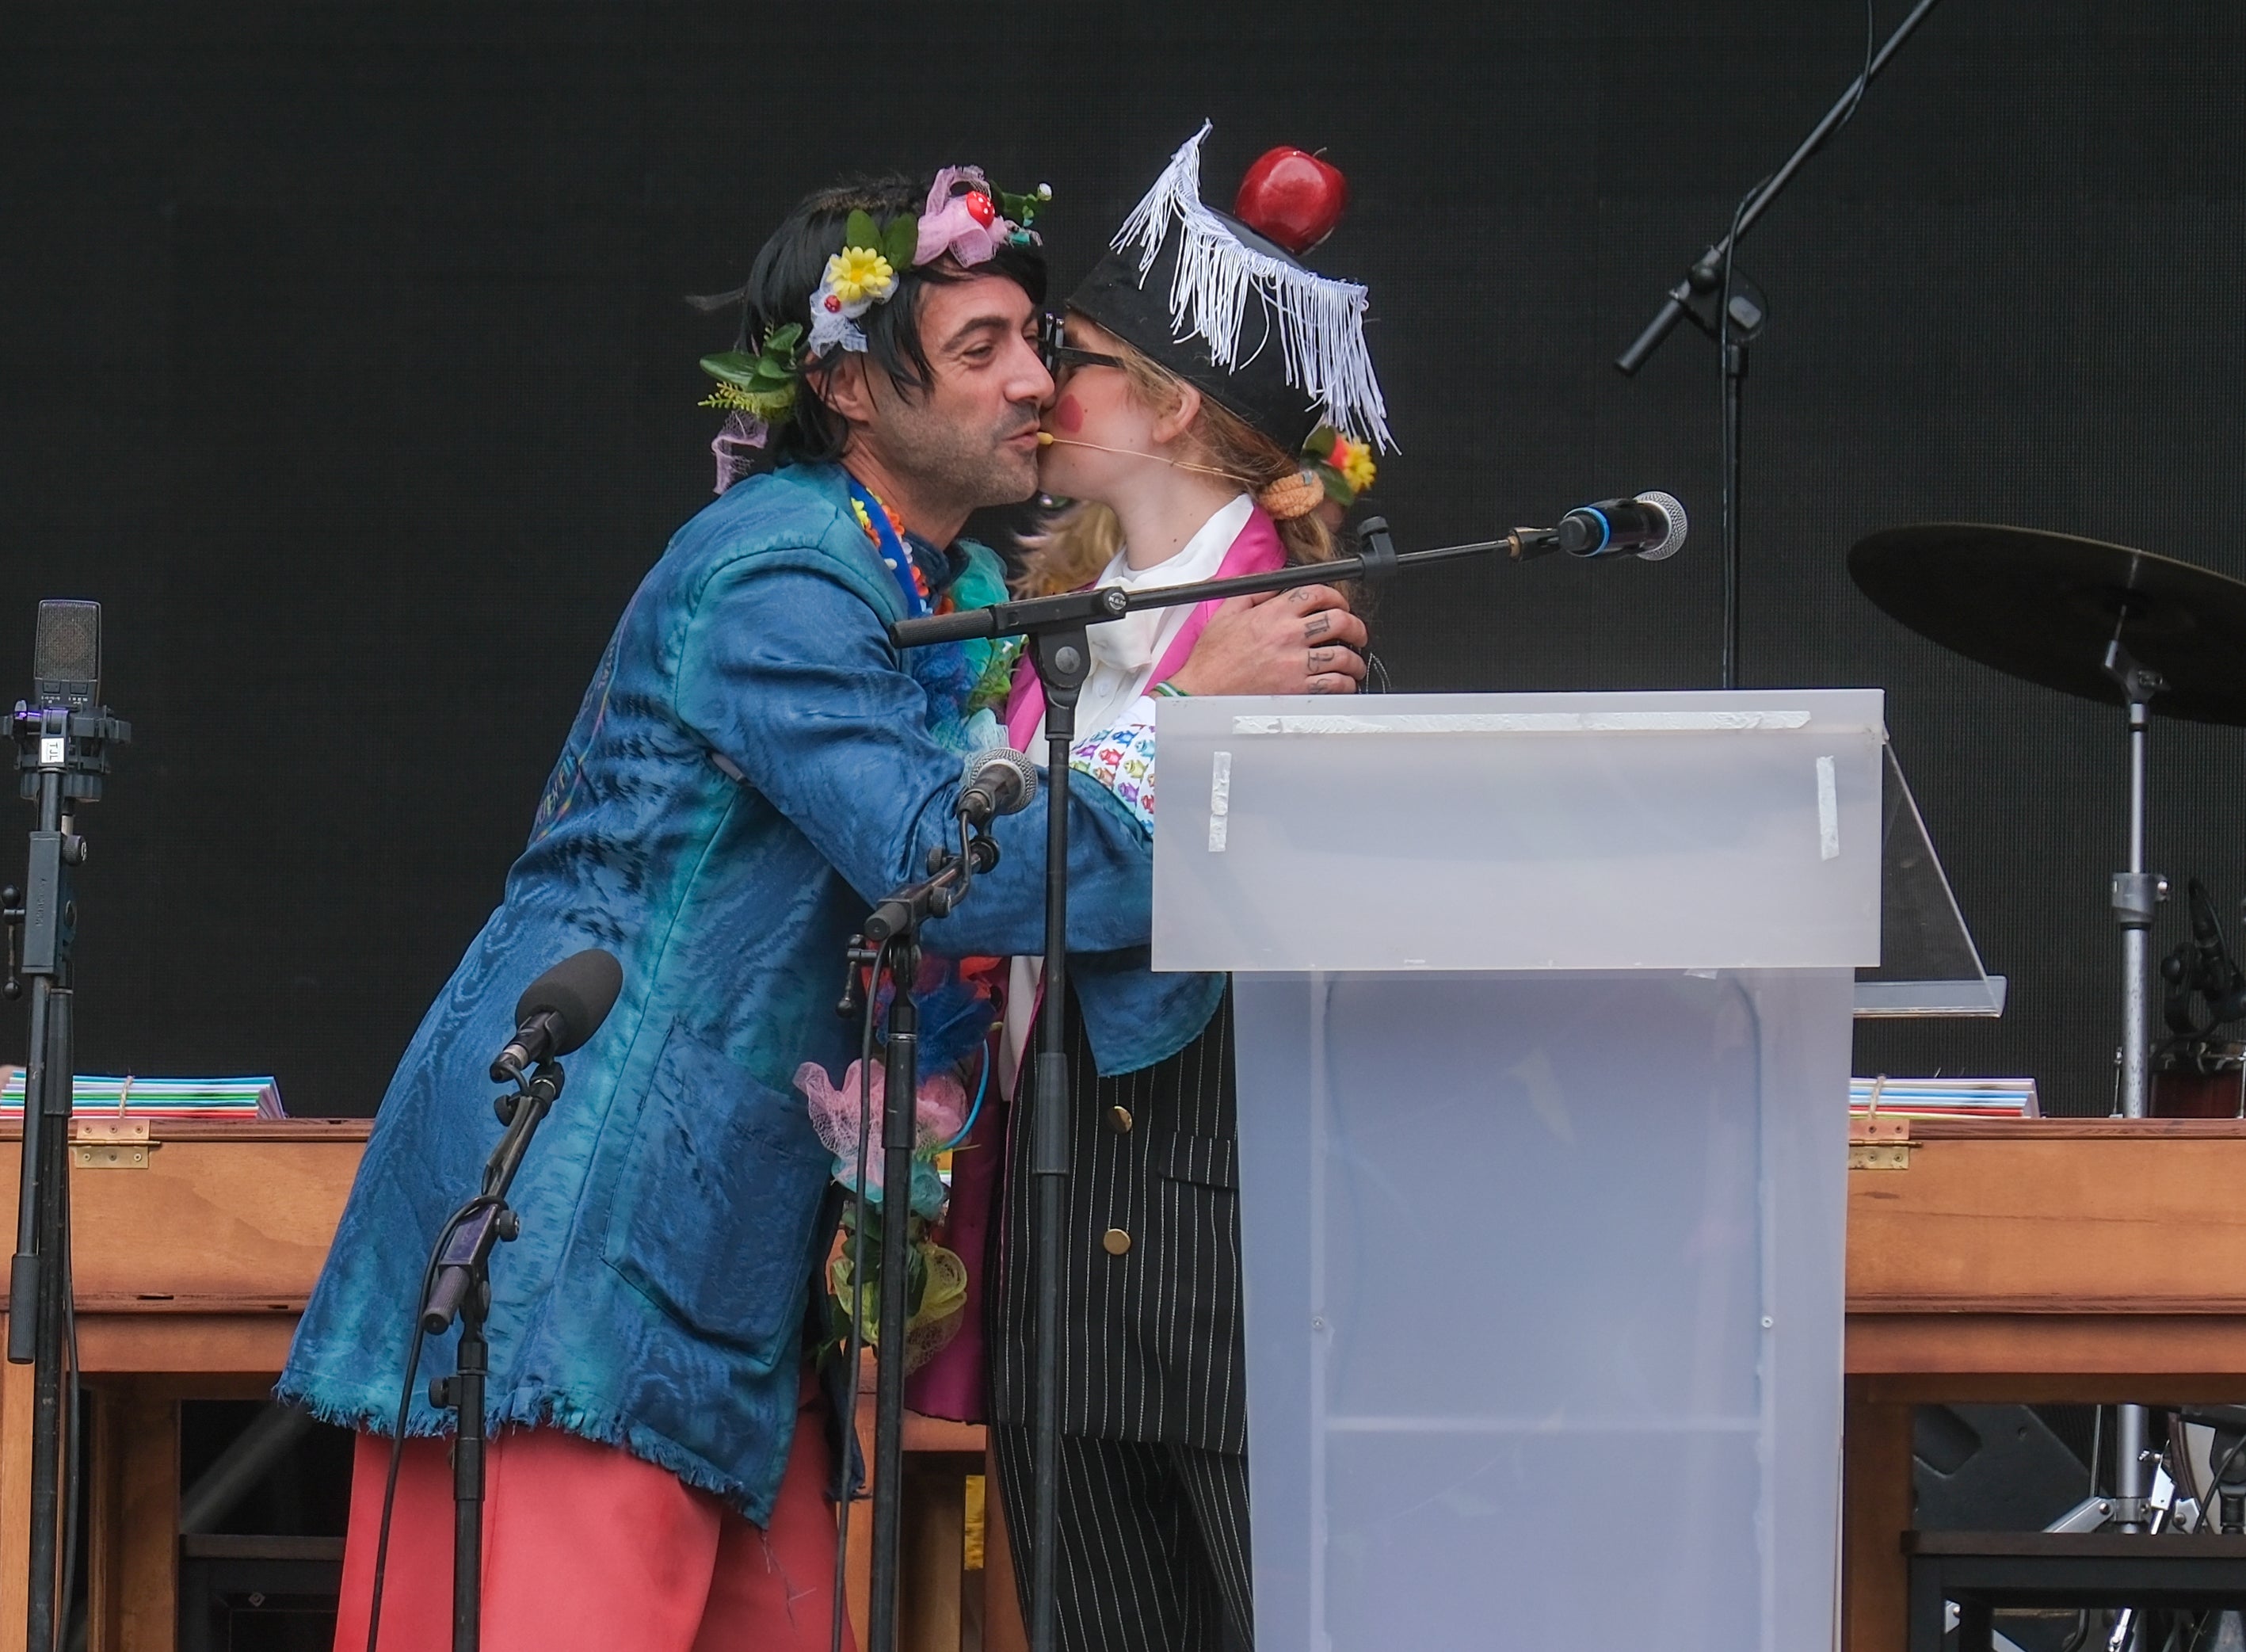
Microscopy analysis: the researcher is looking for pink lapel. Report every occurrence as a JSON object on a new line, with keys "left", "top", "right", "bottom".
{"left": 1148, "top": 507, "right": 1285, "bottom": 685}
{"left": 1003, "top": 508, "right": 1287, "bottom": 753}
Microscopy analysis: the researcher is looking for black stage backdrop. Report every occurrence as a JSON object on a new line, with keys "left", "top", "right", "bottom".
{"left": 3, "top": 1, "right": 2242, "bottom": 1117}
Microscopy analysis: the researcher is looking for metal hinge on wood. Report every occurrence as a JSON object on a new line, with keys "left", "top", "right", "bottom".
{"left": 1848, "top": 1110, "right": 1914, "bottom": 1171}
{"left": 70, "top": 1118, "right": 153, "bottom": 1169}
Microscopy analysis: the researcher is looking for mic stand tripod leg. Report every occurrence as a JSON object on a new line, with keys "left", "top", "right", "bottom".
{"left": 437, "top": 1283, "right": 489, "bottom": 1652}
{"left": 867, "top": 939, "right": 921, "bottom": 1652}
{"left": 23, "top": 988, "right": 71, "bottom": 1652}
{"left": 422, "top": 1061, "right": 560, "bottom": 1652}
{"left": 1027, "top": 625, "right": 1089, "bottom": 1652}
{"left": 10, "top": 757, "right": 79, "bottom": 1652}
{"left": 1722, "top": 339, "right": 1748, "bottom": 689}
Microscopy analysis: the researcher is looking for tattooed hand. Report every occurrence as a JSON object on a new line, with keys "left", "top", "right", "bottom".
{"left": 1168, "top": 583, "right": 1369, "bottom": 697}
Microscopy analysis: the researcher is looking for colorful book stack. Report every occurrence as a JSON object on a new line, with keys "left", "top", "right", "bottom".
{"left": 1849, "top": 1075, "right": 2038, "bottom": 1120}
{"left": 0, "top": 1069, "right": 284, "bottom": 1121}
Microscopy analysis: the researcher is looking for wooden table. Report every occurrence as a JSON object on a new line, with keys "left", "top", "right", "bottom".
{"left": 5, "top": 1112, "right": 2242, "bottom": 1650}
{"left": 0, "top": 1120, "right": 367, "bottom": 1652}
{"left": 1843, "top": 1117, "right": 2246, "bottom": 1650}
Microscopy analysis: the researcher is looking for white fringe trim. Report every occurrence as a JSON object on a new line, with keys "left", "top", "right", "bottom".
{"left": 1112, "top": 120, "right": 1394, "bottom": 452}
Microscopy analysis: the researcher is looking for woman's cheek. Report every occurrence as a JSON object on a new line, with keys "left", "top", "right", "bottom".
{"left": 1053, "top": 393, "right": 1085, "bottom": 435}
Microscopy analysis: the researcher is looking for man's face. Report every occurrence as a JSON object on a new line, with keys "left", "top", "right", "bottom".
{"left": 857, "top": 273, "right": 1054, "bottom": 513}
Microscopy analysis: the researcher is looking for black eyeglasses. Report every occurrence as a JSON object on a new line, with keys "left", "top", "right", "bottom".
{"left": 1037, "top": 312, "right": 1123, "bottom": 377}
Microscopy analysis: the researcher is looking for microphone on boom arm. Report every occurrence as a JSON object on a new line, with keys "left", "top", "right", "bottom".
{"left": 1496, "top": 492, "right": 1690, "bottom": 564}
{"left": 490, "top": 948, "right": 625, "bottom": 1082}
{"left": 887, "top": 493, "right": 1690, "bottom": 652}
{"left": 1554, "top": 493, "right": 1690, "bottom": 561}
{"left": 958, "top": 746, "right": 1039, "bottom": 827}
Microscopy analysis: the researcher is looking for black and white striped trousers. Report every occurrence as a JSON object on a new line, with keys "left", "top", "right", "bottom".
{"left": 991, "top": 1423, "right": 1253, "bottom": 1652}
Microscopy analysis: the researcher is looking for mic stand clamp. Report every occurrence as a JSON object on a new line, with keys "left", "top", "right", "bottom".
{"left": 421, "top": 1059, "right": 565, "bottom": 1652}
{"left": 851, "top": 822, "right": 996, "bottom": 1652}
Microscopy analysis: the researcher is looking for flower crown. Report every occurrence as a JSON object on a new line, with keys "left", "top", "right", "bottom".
{"left": 700, "top": 167, "right": 1051, "bottom": 492}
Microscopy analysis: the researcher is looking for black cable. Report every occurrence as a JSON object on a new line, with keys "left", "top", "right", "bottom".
{"left": 57, "top": 1194, "right": 78, "bottom": 1652}
{"left": 1832, "top": 0, "right": 1879, "bottom": 147}
{"left": 364, "top": 1193, "right": 498, "bottom": 1652}
{"left": 830, "top": 936, "right": 890, "bottom": 1652}
{"left": 2204, "top": 1432, "right": 2246, "bottom": 1532}
{"left": 2171, "top": 1415, "right": 2210, "bottom": 1532}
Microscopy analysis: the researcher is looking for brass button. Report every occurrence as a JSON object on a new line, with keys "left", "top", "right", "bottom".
{"left": 1108, "top": 1104, "right": 1133, "bottom": 1134}
{"left": 1101, "top": 1227, "right": 1132, "bottom": 1257}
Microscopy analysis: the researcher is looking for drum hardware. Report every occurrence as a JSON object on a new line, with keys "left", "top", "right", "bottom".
{"left": 1851, "top": 522, "right": 2246, "bottom": 1533}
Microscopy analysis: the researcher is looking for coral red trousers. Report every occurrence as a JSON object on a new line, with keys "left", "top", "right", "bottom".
{"left": 333, "top": 1393, "right": 852, "bottom": 1652}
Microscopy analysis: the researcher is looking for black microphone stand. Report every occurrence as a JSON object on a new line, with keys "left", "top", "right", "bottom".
{"left": 848, "top": 818, "right": 994, "bottom": 1652}
{"left": 420, "top": 1057, "right": 566, "bottom": 1652}
{"left": 3, "top": 693, "right": 128, "bottom": 1652}
{"left": 1613, "top": 0, "right": 1947, "bottom": 689}
{"left": 890, "top": 514, "right": 1612, "bottom": 1652}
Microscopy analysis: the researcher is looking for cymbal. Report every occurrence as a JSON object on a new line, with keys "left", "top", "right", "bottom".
{"left": 1849, "top": 523, "right": 2246, "bottom": 726}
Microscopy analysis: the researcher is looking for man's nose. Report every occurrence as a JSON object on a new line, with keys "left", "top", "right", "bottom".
{"left": 1011, "top": 338, "right": 1057, "bottom": 407}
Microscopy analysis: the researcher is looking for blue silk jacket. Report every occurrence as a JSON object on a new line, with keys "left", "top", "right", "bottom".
{"left": 277, "top": 462, "right": 1225, "bottom": 1520}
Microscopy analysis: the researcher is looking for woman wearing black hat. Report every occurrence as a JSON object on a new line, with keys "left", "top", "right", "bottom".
{"left": 982, "top": 123, "right": 1392, "bottom": 1652}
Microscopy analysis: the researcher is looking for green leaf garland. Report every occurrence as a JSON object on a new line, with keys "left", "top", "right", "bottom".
{"left": 842, "top": 208, "right": 883, "bottom": 256}
{"left": 882, "top": 212, "right": 918, "bottom": 274}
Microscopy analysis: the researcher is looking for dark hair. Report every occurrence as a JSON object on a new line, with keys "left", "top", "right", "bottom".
{"left": 693, "top": 174, "right": 1047, "bottom": 467}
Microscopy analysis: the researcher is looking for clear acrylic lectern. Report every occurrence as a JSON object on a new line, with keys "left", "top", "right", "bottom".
{"left": 1152, "top": 689, "right": 1886, "bottom": 1652}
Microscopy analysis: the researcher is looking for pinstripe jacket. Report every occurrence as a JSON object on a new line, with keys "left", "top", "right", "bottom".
{"left": 989, "top": 990, "right": 1245, "bottom": 1456}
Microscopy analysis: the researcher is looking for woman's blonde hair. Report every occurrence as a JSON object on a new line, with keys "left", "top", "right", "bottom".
{"left": 1016, "top": 337, "right": 1336, "bottom": 597}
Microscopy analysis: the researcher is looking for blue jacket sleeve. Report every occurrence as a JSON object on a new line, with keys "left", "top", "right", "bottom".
{"left": 674, "top": 559, "right": 1154, "bottom": 958}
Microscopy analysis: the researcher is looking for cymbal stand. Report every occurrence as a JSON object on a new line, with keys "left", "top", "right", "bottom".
{"left": 2105, "top": 637, "right": 2167, "bottom": 1530}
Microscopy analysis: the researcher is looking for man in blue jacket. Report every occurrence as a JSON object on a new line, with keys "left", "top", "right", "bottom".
{"left": 281, "top": 164, "right": 1367, "bottom": 1651}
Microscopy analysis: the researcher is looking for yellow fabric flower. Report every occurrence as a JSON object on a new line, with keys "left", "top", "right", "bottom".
{"left": 826, "top": 246, "right": 897, "bottom": 306}
{"left": 1339, "top": 438, "right": 1376, "bottom": 496}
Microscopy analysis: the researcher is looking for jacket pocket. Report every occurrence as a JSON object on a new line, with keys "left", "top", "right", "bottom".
{"left": 602, "top": 1017, "right": 834, "bottom": 1367}
{"left": 1156, "top": 1133, "right": 1237, "bottom": 1190}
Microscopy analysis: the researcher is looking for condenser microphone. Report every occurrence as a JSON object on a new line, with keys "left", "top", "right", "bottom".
{"left": 32, "top": 601, "right": 101, "bottom": 712}
{"left": 490, "top": 948, "right": 624, "bottom": 1082}
{"left": 1555, "top": 493, "right": 1689, "bottom": 561}
{"left": 958, "top": 746, "right": 1039, "bottom": 826}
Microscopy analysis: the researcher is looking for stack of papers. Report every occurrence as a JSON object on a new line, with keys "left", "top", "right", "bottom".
{"left": 1850, "top": 1076, "right": 2038, "bottom": 1120}
{"left": 0, "top": 1070, "right": 284, "bottom": 1120}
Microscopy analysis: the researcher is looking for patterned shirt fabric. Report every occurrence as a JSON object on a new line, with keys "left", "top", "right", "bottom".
{"left": 1070, "top": 695, "right": 1159, "bottom": 832}
{"left": 278, "top": 461, "right": 1220, "bottom": 1523}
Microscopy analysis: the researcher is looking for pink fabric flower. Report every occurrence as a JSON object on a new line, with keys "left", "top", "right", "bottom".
{"left": 914, "top": 166, "right": 1008, "bottom": 269}
{"left": 796, "top": 1059, "right": 967, "bottom": 1196}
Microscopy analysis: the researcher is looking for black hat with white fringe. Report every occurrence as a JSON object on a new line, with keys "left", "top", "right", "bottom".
{"left": 1066, "top": 122, "right": 1392, "bottom": 456}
